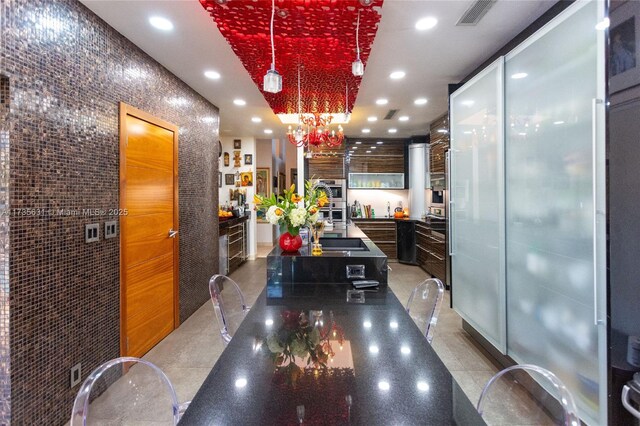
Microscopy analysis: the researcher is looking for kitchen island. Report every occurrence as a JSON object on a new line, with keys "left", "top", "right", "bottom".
{"left": 267, "top": 224, "right": 388, "bottom": 287}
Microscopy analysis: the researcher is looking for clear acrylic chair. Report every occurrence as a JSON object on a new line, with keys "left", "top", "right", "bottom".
{"left": 70, "top": 356, "right": 190, "bottom": 425}
{"left": 405, "top": 277, "right": 445, "bottom": 344}
{"left": 209, "top": 274, "right": 250, "bottom": 346}
{"left": 477, "top": 364, "right": 580, "bottom": 426}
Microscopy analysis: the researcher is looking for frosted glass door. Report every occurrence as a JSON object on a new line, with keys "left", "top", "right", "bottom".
{"left": 450, "top": 58, "right": 505, "bottom": 352}
{"left": 504, "top": 1, "right": 606, "bottom": 424}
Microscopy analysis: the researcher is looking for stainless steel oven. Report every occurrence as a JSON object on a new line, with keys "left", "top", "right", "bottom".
{"left": 320, "top": 201, "right": 346, "bottom": 223}
{"left": 318, "top": 179, "right": 345, "bottom": 201}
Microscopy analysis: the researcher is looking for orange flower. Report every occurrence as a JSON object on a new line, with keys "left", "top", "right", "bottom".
{"left": 275, "top": 208, "right": 284, "bottom": 216}
{"left": 309, "top": 207, "right": 318, "bottom": 215}
{"left": 317, "top": 194, "right": 329, "bottom": 207}
{"left": 291, "top": 193, "right": 303, "bottom": 203}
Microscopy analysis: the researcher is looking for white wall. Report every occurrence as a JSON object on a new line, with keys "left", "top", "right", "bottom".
{"left": 347, "top": 189, "right": 409, "bottom": 218}
{"left": 219, "top": 136, "right": 257, "bottom": 258}
{"left": 255, "top": 138, "right": 275, "bottom": 244}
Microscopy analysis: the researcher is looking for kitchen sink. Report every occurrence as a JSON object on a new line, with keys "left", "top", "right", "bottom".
{"left": 318, "top": 237, "right": 369, "bottom": 251}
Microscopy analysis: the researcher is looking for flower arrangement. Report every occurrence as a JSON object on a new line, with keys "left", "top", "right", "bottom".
{"left": 253, "top": 180, "right": 329, "bottom": 237}
{"left": 265, "top": 310, "right": 344, "bottom": 370}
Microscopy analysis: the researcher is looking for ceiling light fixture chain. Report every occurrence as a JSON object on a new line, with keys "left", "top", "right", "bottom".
{"left": 263, "top": 0, "right": 282, "bottom": 93}
{"left": 352, "top": 10, "right": 364, "bottom": 76}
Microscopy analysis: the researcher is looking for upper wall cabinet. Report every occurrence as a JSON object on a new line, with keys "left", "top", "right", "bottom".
{"left": 429, "top": 114, "right": 450, "bottom": 175}
{"left": 346, "top": 138, "right": 407, "bottom": 188}
{"left": 306, "top": 142, "right": 345, "bottom": 179}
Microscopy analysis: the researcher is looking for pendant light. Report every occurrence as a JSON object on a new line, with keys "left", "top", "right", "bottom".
{"left": 352, "top": 10, "right": 364, "bottom": 77}
{"left": 263, "top": 0, "right": 282, "bottom": 93}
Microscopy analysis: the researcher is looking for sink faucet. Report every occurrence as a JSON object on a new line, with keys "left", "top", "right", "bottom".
{"left": 311, "top": 181, "right": 334, "bottom": 225}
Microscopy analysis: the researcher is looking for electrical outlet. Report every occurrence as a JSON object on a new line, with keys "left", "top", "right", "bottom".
{"left": 104, "top": 220, "right": 117, "bottom": 239}
{"left": 85, "top": 223, "right": 99, "bottom": 243}
{"left": 70, "top": 363, "right": 82, "bottom": 388}
{"left": 346, "top": 265, "right": 365, "bottom": 279}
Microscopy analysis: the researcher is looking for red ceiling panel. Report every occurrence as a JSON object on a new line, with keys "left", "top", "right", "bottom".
{"left": 199, "top": 0, "right": 383, "bottom": 115}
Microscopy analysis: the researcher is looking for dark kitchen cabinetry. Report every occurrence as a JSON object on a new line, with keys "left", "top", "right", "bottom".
{"left": 415, "top": 221, "right": 446, "bottom": 282}
{"left": 306, "top": 142, "right": 345, "bottom": 179}
{"left": 219, "top": 216, "right": 248, "bottom": 274}
{"left": 352, "top": 219, "right": 397, "bottom": 260}
{"left": 397, "top": 221, "right": 416, "bottom": 264}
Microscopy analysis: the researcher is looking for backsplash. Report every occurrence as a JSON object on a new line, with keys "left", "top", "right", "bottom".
{"left": 347, "top": 189, "right": 409, "bottom": 218}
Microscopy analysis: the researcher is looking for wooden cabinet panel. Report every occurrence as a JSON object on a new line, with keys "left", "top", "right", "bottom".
{"left": 308, "top": 155, "right": 345, "bottom": 179}
{"left": 429, "top": 114, "right": 449, "bottom": 174}
{"left": 346, "top": 138, "right": 406, "bottom": 174}
{"left": 353, "top": 220, "right": 397, "bottom": 260}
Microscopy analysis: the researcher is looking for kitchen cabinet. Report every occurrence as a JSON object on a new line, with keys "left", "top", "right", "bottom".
{"left": 415, "top": 221, "right": 446, "bottom": 282}
{"left": 352, "top": 219, "right": 397, "bottom": 260}
{"left": 429, "top": 114, "right": 449, "bottom": 175}
{"left": 346, "top": 139, "right": 407, "bottom": 188}
{"left": 219, "top": 216, "right": 248, "bottom": 274}
{"left": 396, "top": 221, "right": 416, "bottom": 264}
{"left": 306, "top": 142, "right": 345, "bottom": 179}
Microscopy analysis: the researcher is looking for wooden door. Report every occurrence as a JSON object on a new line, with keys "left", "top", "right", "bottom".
{"left": 119, "top": 103, "right": 179, "bottom": 358}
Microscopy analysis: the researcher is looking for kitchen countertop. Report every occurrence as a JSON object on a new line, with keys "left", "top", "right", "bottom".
{"left": 351, "top": 216, "right": 447, "bottom": 234}
{"left": 218, "top": 214, "right": 249, "bottom": 230}
{"left": 178, "top": 284, "right": 485, "bottom": 425}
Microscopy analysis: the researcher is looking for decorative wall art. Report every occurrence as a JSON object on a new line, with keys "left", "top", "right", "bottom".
{"left": 225, "top": 174, "right": 235, "bottom": 185}
{"left": 244, "top": 154, "right": 253, "bottom": 165}
{"left": 233, "top": 151, "right": 241, "bottom": 167}
{"left": 240, "top": 172, "right": 253, "bottom": 187}
{"left": 256, "top": 168, "right": 270, "bottom": 197}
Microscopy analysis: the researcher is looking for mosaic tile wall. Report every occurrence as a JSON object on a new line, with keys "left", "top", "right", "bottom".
{"left": 0, "top": 73, "right": 11, "bottom": 425}
{"left": 0, "top": 0, "right": 220, "bottom": 423}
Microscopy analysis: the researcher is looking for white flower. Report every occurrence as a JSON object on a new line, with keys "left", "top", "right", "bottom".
{"left": 308, "top": 212, "right": 319, "bottom": 224}
{"left": 266, "top": 205, "right": 283, "bottom": 225}
{"left": 288, "top": 207, "right": 308, "bottom": 227}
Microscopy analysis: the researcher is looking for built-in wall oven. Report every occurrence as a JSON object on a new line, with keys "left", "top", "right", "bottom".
{"left": 316, "top": 179, "right": 346, "bottom": 223}
{"left": 317, "top": 179, "right": 345, "bottom": 201}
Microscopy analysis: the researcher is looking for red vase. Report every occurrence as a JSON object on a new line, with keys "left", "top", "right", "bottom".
{"left": 279, "top": 232, "right": 302, "bottom": 253}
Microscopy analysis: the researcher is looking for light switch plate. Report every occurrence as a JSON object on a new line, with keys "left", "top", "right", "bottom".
{"left": 85, "top": 224, "right": 99, "bottom": 243}
{"left": 104, "top": 221, "right": 117, "bottom": 239}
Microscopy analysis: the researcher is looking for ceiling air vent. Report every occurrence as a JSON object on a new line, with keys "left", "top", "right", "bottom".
{"left": 383, "top": 109, "right": 398, "bottom": 120}
{"left": 456, "top": 0, "right": 496, "bottom": 26}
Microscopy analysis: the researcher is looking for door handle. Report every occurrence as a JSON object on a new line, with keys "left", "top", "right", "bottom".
{"left": 168, "top": 229, "right": 178, "bottom": 238}
{"left": 622, "top": 385, "right": 640, "bottom": 419}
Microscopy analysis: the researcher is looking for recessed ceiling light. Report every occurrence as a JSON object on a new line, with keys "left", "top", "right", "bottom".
{"left": 376, "top": 141, "right": 384, "bottom": 144}
{"left": 367, "top": 116, "right": 378, "bottom": 122}
{"left": 389, "top": 71, "right": 406, "bottom": 80}
{"left": 414, "top": 98, "right": 428, "bottom": 106}
{"left": 264, "top": 129, "right": 273, "bottom": 134}
{"left": 353, "top": 146, "right": 358, "bottom": 150}
{"left": 366, "top": 150, "right": 372, "bottom": 153}
{"left": 415, "top": 17, "right": 438, "bottom": 31}
{"left": 355, "top": 141, "right": 362, "bottom": 144}
{"left": 204, "top": 70, "right": 221, "bottom": 80}
{"left": 388, "top": 128, "right": 397, "bottom": 134}
{"left": 371, "top": 146, "right": 377, "bottom": 149}
{"left": 362, "top": 128, "right": 371, "bottom": 134}
{"left": 511, "top": 72, "right": 528, "bottom": 79}
{"left": 233, "top": 99, "right": 246, "bottom": 106}
{"left": 251, "top": 117, "right": 262, "bottom": 123}
{"left": 149, "top": 16, "right": 173, "bottom": 31}
{"left": 375, "top": 98, "right": 389, "bottom": 105}
{"left": 398, "top": 116, "right": 409, "bottom": 122}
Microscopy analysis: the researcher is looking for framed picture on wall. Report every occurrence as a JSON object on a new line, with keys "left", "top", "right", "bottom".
{"left": 223, "top": 152, "right": 229, "bottom": 167}
{"left": 233, "top": 139, "right": 242, "bottom": 149}
{"left": 256, "top": 209, "right": 267, "bottom": 222}
{"left": 218, "top": 172, "right": 222, "bottom": 188}
{"left": 256, "top": 168, "right": 270, "bottom": 197}
{"left": 240, "top": 172, "right": 253, "bottom": 187}
{"left": 225, "top": 174, "right": 235, "bottom": 185}
{"left": 244, "top": 154, "right": 253, "bottom": 165}
{"left": 610, "top": 1, "right": 640, "bottom": 93}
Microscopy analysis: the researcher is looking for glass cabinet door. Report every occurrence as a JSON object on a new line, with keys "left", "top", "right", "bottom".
{"left": 450, "top": 58, "right": 506, "bottom": 353}
{"left": 504, "top": 1, "right": 606, "bottom": 424}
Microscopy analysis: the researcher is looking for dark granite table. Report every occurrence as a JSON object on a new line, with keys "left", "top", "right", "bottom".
{"left": 179, "top": 284, "right": 485, "bottom": 425}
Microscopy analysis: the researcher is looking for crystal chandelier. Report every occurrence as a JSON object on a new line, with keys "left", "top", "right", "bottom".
{"left": 286, "top": 66, "right": 344, "bottom": 149}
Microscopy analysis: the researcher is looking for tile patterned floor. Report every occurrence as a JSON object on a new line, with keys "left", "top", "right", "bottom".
{"left": 80, "top": 259, "right": 554, "bottom": 425}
